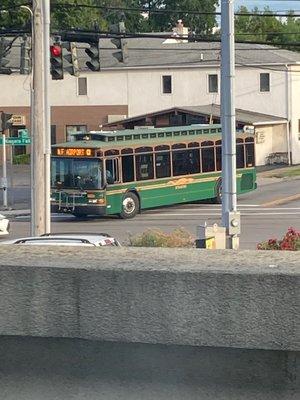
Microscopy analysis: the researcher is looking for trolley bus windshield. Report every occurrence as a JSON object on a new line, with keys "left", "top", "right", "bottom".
{"left": 51, "top": 157, "right": 102, "bottom": 190}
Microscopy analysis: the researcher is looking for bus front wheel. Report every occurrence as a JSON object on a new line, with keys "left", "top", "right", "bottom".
{"left": 119, "top": 192, "right": 139, "bottom": 219}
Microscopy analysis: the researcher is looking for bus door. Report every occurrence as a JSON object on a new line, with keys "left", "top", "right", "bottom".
{"left": 105, "top": 158, "right": 121, "bottom": 212}
{"left": 105, "top": 158, "right": 120, "bottom": 185}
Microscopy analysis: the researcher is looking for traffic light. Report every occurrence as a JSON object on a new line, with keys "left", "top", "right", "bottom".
{"left": 62, "top": 41, "right": 79, "bottom": 77}
{"left": 85, "top": 40, "right": 100, "bottom": 71}
{"left": 110, "top": 22, "right": 129, "bottom": 64}
{"left": 50, "top": 43, "right": 63, "bottom": 80}
{"left": 20, "top": 34, "right": 31, "bottom": 75}
{"left": 0, "top": 113, "right": 13, "bottom": 133}
{"left": 0, "top": 38, "right": 12, "bottom": 75}
{"left": 111, "top": 37, "right": 129, "bottom": 63}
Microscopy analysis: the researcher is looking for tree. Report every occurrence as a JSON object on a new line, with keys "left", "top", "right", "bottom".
{"left": 0, "top": 0, "right": 32, "bottom": 29}
{"left": 235, "top": 6, "right": 299, "bottom": 52}
{"left": 140, "top": 1, "right": 219, "bottom": 34}
{"left": 0, "top": 1, "right": 144, "bottom": 32}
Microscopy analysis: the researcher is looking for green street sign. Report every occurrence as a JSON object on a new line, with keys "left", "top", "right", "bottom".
{"left": 0, "top": 136, "right": 31, "bottom": 146}
{"left": 18, "top": 129, "right": 29, "bottom": 138}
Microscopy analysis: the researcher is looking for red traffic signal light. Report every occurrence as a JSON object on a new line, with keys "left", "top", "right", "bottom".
{"left": 50, "top": 44, "right": 63, "bottom": 80}
{"left": 50, "top": 45, "right": 62, "bottom": 57}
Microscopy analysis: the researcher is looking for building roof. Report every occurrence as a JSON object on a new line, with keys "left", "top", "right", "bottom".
{"left": 179, "top": 105, "right": 287, "bottom": 125}
{"left": 104, "top": 104, "right": 287, "bottom": 127}
{"left": 5, "top": 36, "right": 300, "bottom": 72}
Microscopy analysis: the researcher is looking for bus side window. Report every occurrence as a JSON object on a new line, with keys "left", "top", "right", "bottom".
{"left": 155, "top": 152, "right": 171, "bottom": 178}
{"left": 236, "top": 139, "right": 245, "bottom": 168}
{"left": 245, "top": 137, "right": 255, "bottom": 167}
{"left": 136, "top": 154, "right": 154, "bottom": 181}
{"left": 201, "top": 141, "right": 215, "bottom": 172}
{"left": 105, "top": 158, "right": 119, "bottom": 184}
{"left": 122, "top": 155, "right": 135, "bottom": 182}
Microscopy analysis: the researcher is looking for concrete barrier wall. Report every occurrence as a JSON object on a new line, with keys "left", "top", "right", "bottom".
{"left": 0, "top": 246, "right": 299, "bottom": 350}
{"left": 0, "top": 246, "right": 299, "bottom": 399}
{"left": 0, "top": 336, "right": 298, "bottom": 400}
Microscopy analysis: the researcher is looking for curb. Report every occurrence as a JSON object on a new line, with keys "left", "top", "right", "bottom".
{"left": 261, "top": 193, "right": 300, "bottom": 208}
{"left": 0, "top": 210, "right": 31, "bottom": 218}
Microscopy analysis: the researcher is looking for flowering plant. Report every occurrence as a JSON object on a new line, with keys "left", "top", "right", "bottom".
{"left": 257, "top": 227, "right": 300, "bottom": 251}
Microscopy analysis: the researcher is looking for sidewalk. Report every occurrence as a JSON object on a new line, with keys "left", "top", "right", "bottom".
{"left": 7, "top": 165, "right": 30, "bottom": 186}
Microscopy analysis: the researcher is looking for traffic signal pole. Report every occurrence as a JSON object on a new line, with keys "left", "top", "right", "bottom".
{"left": 221, "top": 0, "right": 240, "bottom": 249}
{"left": 2, "top": 133, "right": 7, "bottom": 208}
{"left": 31, "top": 0, "right": 47, "bottom": 236}
{"left": 43, "top": 0, "right": 51, "bottom": 234}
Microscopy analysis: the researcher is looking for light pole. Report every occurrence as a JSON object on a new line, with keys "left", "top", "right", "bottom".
{"left": 42, "top": 0, "right": 51, "bottom": 234}
{"left": 20, "top": 5, "right": 35, "bottom": 235}
{"left": 22, "top": 1, "right": 51, "bottom": 236}
{"left": 221, "top": 0, "right": 240, "bottom": 249}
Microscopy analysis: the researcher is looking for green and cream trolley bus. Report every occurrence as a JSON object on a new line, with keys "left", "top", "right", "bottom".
{"left": 51, "top": 124, "right": 256, "bottom": 218}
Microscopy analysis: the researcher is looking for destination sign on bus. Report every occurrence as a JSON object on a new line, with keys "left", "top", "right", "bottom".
{"left": 54, "top": 148, "right": 95, "bottom": 157}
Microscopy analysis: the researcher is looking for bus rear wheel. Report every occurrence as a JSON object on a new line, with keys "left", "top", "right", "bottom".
{"left": 119, "top": 192, "right": 139, "bottom": 219}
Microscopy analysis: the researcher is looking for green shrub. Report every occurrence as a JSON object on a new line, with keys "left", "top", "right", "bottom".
{"left": 13, "top": 154, "right": 30, "bottom": 165}
{"left": 129, "top": 228, "right": 195, "bottom": 248}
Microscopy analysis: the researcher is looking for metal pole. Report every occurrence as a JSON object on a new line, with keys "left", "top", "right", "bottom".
{"left": 221, "top": 0, "right": 240, "bottom": 249}
{"left": 32, "top": 0, "right": 46, "bottom": 235}
{"left": 21, "top": 4, "right": 35, "bottom": 235}
{"left": 286, "top": 121, "right": 291, "bottom": 166}
{"left": 2, "top": 133, "right": 7, "bottom": 208}
{"left": 43, "top": 0, "right": 51, "bottom": 233}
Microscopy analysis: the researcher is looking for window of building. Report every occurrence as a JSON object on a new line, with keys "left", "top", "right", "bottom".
{"left": 78, "top": 77, "right": 87, "bottom": 95}
{"left": 162, "top": 75, "right": 172, "bottom": 94}
{"left": 51, "top": 125, "right": 56, "bottom": 144}
{"left": 208, "top": 74, "right": 218, "bottom": 93}
{"left": 260, "top": 73, "right": 270, "bottom": 92}
{"left": 66, "top": 125, "right": 87, "bottom": 142}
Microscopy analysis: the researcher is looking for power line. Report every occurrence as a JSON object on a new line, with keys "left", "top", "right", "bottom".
{"left": 58, "top": 28, "right": 300, "bottom": 47}
{"left": 1, "top": 26, "right": 300, "bottom": 48}
{"left": 51, "top": 2, "right": 300, "bottom": 18}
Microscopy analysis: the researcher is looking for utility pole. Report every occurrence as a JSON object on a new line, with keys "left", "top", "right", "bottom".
{"left": 31, "top": 0, "right": 46, "bottom": 236}
{"left": 2, "top": 133, "right": 7, "bottom": 209}
{"left": 221, "top": 0, "right": 240, "bottom": 249}
{"left": 43, "top": 0, "right": 51, "bottom": 234}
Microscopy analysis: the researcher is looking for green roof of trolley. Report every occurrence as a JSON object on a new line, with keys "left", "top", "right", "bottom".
{"left": 52, "top": 124, "right": 252, "bottom": 151}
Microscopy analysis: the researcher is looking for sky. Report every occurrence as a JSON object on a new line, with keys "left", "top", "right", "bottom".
{"left": 234, "top": 1, "right": 299, "bottom": 12}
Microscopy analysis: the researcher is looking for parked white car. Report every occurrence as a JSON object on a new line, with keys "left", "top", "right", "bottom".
{"left": 0, "top": 214, "right": 9, "bottom": 236}
{"left": 1, "top": 233, "right": 120, "bottom": 246}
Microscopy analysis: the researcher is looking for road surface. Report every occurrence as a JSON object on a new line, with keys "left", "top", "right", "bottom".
{"left": 2, "top": 177, "right": 300, "bottom": 249}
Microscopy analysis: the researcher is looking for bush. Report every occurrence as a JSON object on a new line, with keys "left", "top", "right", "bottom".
{"left": 257, "top": 227, "right": 300, "bottom": 251}
{"left": 129, "top": 228, "right": 195, "bottom": 248}
{"left": 13, "top": 154, "right": 30, "bottom": 165}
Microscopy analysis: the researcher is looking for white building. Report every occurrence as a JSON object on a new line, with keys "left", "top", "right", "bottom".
{"left": 1, "top": 35, "right": 300, "bottom": 163}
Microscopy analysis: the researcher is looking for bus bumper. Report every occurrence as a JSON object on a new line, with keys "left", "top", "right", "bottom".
{"left": 51, "top": 204, "right": 106, "bottom": 216}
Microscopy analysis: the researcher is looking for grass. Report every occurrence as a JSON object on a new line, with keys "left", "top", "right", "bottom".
{"left": 129, "top": 228, "right": 195, "bottom": 248}
{"left": 269, "top": 167, "right": 300, "bottom": 179}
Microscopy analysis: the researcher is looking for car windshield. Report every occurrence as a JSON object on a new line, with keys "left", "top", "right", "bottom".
{"left": 51, "top": 157, "right": 103, "bottom": 189}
